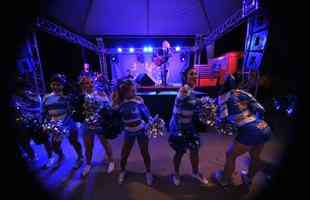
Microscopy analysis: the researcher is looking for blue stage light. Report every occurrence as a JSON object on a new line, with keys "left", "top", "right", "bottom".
{"left": 175, "top": 46, "right": 181, "bottom": 51}
{"left": 117, "top": 48, "right": 122, "bottom": 53}
{"left": 148, "top": 46, "right": 153, "bottom": 52}
{"left": 129, "top": 48, "right": 135, "bottom": 53}
{"left": 143, "top": 47, "right": 148, "bottom": 52}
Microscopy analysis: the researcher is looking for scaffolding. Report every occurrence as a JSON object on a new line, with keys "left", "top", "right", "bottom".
{"left": 25, "top": 31, "right": 46, "bottom": 95}
{"left": 35, "top": 17, "right": 97, "bottom": 52}
{"left": 96, "top": 37, "right": 109, "bottom": 80}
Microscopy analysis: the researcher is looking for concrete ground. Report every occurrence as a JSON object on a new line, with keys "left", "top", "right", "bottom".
{"left": 26, "top": 124, "right": 285, "bottom": 200}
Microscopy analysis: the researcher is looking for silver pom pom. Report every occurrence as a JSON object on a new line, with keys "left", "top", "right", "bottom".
{"left": 146, "top": 114, "right": 166, "bottom": 139}
{"left": 42, "top": 119, "right": 69, "bottom": 140}
{"left": 199, "top": 96, "right": 217, "bottom": 127}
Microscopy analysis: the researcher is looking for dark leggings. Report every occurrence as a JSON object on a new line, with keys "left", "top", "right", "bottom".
{"left": 120, "top": 136, "right": 151, "bottom": 172}
{"left": 173, "top": 149, "right": 199, "bottom": 176}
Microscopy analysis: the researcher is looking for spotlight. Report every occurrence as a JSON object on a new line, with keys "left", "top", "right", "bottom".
{"left": 143, "top": 47, "right": 148, "bottom": 52}
{"left": 175, "top": 46, "right": 181, "bottom": 52}
{"left": 111, "top": 55, "right": 118, "bottom": 63}
{"left": 117, "top": 48, "right": 122, "bottom": 53}
{"left": 180, "top": 52, "right": 186, "bottom": 62}
{"left": 129, "top": 48, "right": 135, "bottom": 53}
{"left": 148, "top": 46, "right": 153, "bottom": 52}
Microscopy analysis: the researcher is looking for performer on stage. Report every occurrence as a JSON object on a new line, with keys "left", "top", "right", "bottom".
{"left": 112, "top": 79, "right": 154, "bottom": 186}
{"left": 213, "top": 75, "right": 271, "bottom": 187}
{"left": 79, "top": 63, "right": 95, "bottom": 81}
{"left": 78, "top": 77, "right": 115, "bottom": 177}
{"left": 153, "top": 40, "right": 171, "bottom": 86}
{"left": 168, "top": 67, "right": 209, "bottom": 186}
{"left": 41, "top": 74, "right": 83, "bottom": 169}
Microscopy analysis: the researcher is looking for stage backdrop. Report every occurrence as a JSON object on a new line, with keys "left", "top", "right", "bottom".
{"left": 110, "top": 51, "right": 190, "bottom": 85}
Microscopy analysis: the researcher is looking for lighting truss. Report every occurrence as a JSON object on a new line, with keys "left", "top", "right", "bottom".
{"left": 35, "top": 17, "right": 98, "bottom": 52}
{"left": 96, "top": 37, "right": 109, "bottom": 80}
{"left": 204, "top": 0, "right": 260, "bottom": 46}
{"left": 103, "top": 46, "right": 195, "bottom": 54}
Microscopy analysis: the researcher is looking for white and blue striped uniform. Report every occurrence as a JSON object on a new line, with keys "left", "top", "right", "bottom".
{"left": 42, "top": 92, "right": 75, "bottom": 136}
{"left": 169, "top": 86, "right": 201, "bottom": 153}
{"left": 117, "top": 97, "right": 151, "bottom": 138}
{"left": 217, "top": 89, "right": 271, "bottom": 145}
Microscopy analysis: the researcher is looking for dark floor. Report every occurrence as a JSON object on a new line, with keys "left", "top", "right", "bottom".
{"left": 26, "top": 124, "right": 285, "bottom": 200}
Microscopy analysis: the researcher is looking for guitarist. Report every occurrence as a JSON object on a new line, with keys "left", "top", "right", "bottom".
{"left": 153, "top": 40, "right": 172, "bottom": 86}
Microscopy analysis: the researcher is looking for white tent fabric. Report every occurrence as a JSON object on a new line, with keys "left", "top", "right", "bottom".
{"left": 40, "top": 0, "right": 242, "bottom": 35}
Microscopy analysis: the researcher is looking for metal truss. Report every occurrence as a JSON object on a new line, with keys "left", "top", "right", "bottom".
{"left": 26, "top": 31, "right": 46, "bottom": 95}
{"left": 103, "top": 46, "right": 195, "bottom": 55}
{"left": 35, "top": 17, "right": 98, "bottom": 52}
{"left": 204, "top": 0, "right": 260, "bottom": 46}
{"left": 96, "top": 37, "right": 109, "bottom": 80}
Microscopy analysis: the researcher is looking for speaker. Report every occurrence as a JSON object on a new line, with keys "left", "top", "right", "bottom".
{"left": 135, "top": 73, "right": 155, "bottom": 86}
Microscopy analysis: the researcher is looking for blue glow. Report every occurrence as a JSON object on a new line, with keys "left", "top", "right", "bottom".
{"left": 148, "top": 46, "right": 153, "bottom": 52}
{"left": 143, "top": 47, "right": 148, "bottom": 52}
{"left": 286, "top": 107, "right": 293, "bottom": 115}
{"left": 129, "top": 48, "right": 135, "bottom": 53}
{"left": 117, "top": 48, "right": 122, "bottom": 53}
{"left": 175, "top": 46, "right": 181, "bottom": 51}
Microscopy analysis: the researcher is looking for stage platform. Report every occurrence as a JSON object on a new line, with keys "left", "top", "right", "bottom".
{"left": 137, "top": 85, "right": 219, "bottom": 98}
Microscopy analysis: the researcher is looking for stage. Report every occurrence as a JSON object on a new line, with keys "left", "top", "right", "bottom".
{"left": 26, "top": 121, "right": 286, "bottom": 200}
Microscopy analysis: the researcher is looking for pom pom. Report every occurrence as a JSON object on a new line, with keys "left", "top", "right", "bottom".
{"left": 146, "top": 114, "right": 166, "bottom": 139}
{"left": 198, "top": 96, "right": 217, "bottom": 127}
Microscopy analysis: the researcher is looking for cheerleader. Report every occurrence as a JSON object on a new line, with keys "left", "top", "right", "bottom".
{"left": 213, "top": 75, "right": 271, "bottom": 187}
{"left": 168, "top": 67, "right": 208, "bottom": 186}
{"left": 42, "top": 74, "right": 83, "bottom": 169}
{"left": 11, "top": 78, "right": 41, "bottom": 161}
{"left": 79, "top": 77, "right": 115, "bottom": 177}
{"left": 112, "top": 79, "right": 153, "bottom": 186}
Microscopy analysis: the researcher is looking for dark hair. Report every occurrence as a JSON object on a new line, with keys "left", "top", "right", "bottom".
{"left": 218, "top": 75, "right": 237, "bottom": 95}
{"left": 50, "top": 74, "right": 66, "bottom": 85}
{"left": 114, "top": 79, "right": 136, "bottom": 103}
{"left": 182, "top": 66, "right": 194, "bottom": 85}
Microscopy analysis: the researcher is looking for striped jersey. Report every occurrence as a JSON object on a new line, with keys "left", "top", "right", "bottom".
{"left": 117, "top": 97, "right": 151, "bottom": 133}
{"left": 217, "top": 89, "right": 265, "bottom": 127}
{"left": 43, "top": 92, "right": 71, "bottom": 121}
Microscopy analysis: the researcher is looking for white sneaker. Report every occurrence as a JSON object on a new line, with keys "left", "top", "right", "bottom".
{"left": 73, "top": 157, "right": 83, "bottom": 170}
{"left": 192, "top": 173, "right": 209, "bottom": 185}
{"left": 172, "top": 174, "right": 181, "bottom": 186}
{"left": 43, "top": 157, "right": 57, "bottom": 169}
{"left": 145, "top": 172, "right": 153, "bottom": 186}
{"left": 107, "top": 161, "right": 115, "bottom": 174}
{"left": 82, "top": 164, "right": 92, "bottom": 177}
{"left": 118, "top": 171, "right": 127, "bottom": 184}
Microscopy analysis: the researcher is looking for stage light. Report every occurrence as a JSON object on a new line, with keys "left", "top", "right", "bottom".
{"left": 111, "top": 55, "right": 119, "bottom": 63}
{"left": 129, "top": 48, "right": 135, "bottom": 53}
{"left": 180, "top": 52, "right": 186, "bottom": 62}
{"left": 143, "top": 47, "right": 148, "bottom": 52}
{"left": 175, "top": 46, "right": 181, "bottom": 51}
{"left": 148, "top": 46, "right": 153, "bottom": 52}
{"left": 117, "top": 48, "right": 122, "bottom": 53}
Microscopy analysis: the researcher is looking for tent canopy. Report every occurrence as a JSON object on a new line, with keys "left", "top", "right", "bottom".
{"left": 39, "top": 0, "right": 242, "bottom": 36}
